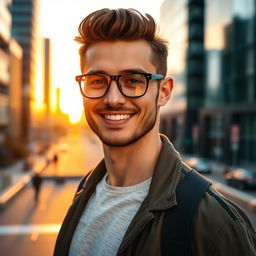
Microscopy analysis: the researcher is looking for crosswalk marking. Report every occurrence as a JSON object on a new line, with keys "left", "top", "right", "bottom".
{"left": 0, "top": 224, "right": 61, "bottom": 235}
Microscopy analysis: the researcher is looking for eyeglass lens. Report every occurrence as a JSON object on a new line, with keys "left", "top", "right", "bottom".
{"left": 80, "top": 74, "right": 147, "bottom": 98}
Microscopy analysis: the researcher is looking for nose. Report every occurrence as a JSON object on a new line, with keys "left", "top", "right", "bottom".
{"left": 103, "top": 80, "right": 126, "bottom": 107}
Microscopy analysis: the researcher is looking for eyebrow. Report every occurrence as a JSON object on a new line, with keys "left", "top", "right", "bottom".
{"left": 119, "top": 68, "right": 148, "bottom": 74}
{"left": 85, "top": 70, "right": 107, "bottom": 75}
{"left": 84, "top": 68, "right": 148, "bottom": 76}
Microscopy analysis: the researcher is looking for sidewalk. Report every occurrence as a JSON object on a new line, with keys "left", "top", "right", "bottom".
{"left": 0, "top": 155, "right": 48, "bottom": 208}
{"left": 210, "top": 162, "right": 256, "bottom": 212}
{"left": 0, "top": 129, "right": 103, "bottom": 208}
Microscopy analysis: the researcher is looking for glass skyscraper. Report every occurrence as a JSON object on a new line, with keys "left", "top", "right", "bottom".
{"left": 10, "top": 0, "right": 39, "bottom": 142}
{"left": 0, "top": 0, "right": 12, "bottom": 135}
{"left": 160, "top": 0, "right": 205, "bottom": 153}
{"left": 201, "top": 0, "right": 256, "bottom": 166}
{"left": 160, "top": 0, "right": 256, "bottom": 166}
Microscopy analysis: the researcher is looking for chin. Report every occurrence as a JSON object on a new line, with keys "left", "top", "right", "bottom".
{"left": 99, "top": 128, "right": 153, "bottom": 147}
{"left": 100, "top": 135, "right": 138, "bottom": 147}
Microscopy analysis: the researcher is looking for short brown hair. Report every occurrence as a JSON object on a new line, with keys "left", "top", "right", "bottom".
{"left": 75, "top": 8, "right": 168, "bottom": 75}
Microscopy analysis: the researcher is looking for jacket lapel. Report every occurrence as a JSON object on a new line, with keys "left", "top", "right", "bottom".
{"left": 116, "top": 135, "right": 183, "bottom": 254}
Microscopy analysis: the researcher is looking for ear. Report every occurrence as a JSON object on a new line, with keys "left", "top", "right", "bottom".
{"left": 157, "top": 77, "right": 173, "bottom": 107}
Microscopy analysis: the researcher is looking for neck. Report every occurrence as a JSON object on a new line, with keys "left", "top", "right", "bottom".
{"left": 103, "top": 129, "right": 162, "bottom": 187}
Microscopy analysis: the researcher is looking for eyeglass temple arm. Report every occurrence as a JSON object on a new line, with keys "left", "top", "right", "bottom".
{"left": 75, "top": 75, "right": 83, "bottom": 82}
{"left": 151, "top": 74, "right": 164, "bottom": 80}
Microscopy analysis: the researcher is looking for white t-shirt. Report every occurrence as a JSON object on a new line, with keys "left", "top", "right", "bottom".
{"left": 69, "top": 173, "right": 151, "bottom": 256}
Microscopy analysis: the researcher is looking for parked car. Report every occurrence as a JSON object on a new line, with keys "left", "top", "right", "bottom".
{"left": 184, "top": 157, "right": 212, "bottom": 174}
{"left": 224, "top": 168, "right": 256, "bottom": 190}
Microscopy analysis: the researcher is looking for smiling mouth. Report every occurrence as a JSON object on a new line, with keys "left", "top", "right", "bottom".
{"left": 104, "top": 114, "right": 131, "bottom": 121}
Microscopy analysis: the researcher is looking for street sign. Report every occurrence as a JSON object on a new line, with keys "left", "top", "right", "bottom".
{"left": 192, "top": 125, "right": 199, "bottom": 143}
{"left": 230, "top": 124, "right": 240, "bottom": 168}
{"left": 230, "top": 124, "right": 240, "bottom": 148}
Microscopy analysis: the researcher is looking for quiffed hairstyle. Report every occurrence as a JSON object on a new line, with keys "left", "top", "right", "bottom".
{"left": 75, "top": 8, "right": 168, "bottom": 75}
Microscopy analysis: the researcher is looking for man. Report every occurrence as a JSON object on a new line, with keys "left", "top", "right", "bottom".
{"left": 54, "top": 8, "right": 256, "bottom": 256}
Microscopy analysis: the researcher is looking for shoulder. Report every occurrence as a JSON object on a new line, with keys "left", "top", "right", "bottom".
{"left": 193, "top": 185, "right": 256, "bottom": 256}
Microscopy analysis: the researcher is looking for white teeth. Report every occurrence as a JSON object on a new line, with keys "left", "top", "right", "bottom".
{"left": 105, "top": 114, "right": 131, "bottom": 121}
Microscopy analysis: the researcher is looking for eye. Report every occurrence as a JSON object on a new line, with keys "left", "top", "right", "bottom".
{"left": 127, "top": 78, "right": 143, "bottom": 84}
{"left": 91, "top": 79, "right": 105, "bottom": 85}
{"left": 121, "top": 74, "right": 145, "bottom": 87}
{"left": 86, "top": 75, "right": 108, "bottom": 87}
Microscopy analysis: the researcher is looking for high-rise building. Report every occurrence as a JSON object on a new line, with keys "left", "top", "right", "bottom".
{"left": 0, "top": 0, "right": 23, "bottom": 164}
{"left": 9, "top": 39, "right": 23, "bottom": 142}
{"left": 0, "top": 0, "right": 12, "bottom": 145}
{"left": 44, "top": 38, "right": 51, "bottom": 115}
{"left": 10, "top": 0, "right": 39, "bottom": 143}
{"left": 160, "top": 0, "right": 205, "bottom": 153}
{"left": 200, "top": 0, "right": 256, "bottom": 166}
{"left": 160, "top": 0, "right": 256, "bottom": 167}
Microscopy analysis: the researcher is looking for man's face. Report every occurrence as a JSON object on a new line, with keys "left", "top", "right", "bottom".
{"left": 82, "top": 40, "right": 161, "bottom": 147}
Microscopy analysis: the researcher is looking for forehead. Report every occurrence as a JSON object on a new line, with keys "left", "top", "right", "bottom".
{"left": 83, "top": 40, "right": 156, "bottom": 74}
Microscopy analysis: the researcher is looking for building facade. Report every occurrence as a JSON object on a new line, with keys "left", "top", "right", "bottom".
{"left": 10, "top": 0, "right": 39, "bottom": 143}
{"left": 44, "top": 38, "right": 51, "bottom": 115}
{"left": 0, "top": 0, "right": 24, "bottom": 165}
{"left": 9, "top": 39, "right": 23, "bottom": 142}
{"left": 160, "top": 0, "right": 256, "bottom": 167}
{"left": 200, "top": 0, "right": 256, "bottom": 166}
{"left": 0, "top": 0, "right": 12, "bottom": 145}
{"left": 160, "top": 0, "right": 205, "bottom": 153}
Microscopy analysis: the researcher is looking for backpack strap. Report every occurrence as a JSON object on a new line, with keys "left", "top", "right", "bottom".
{"left": 73, "top": 171, "right": 92, "bottom": 201}
{"left": 161, "top": 169, "right": 211, "bottom": 256}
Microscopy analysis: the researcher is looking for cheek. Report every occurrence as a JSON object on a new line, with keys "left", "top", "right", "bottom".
{"left": 83, "top": 101, "right": 94, "bottom": 118}
{"left": 83, "top": 98, "right": 94, "bottom": 111}
{"left": 139, "top": 98, "right": 157, "bottom": 122}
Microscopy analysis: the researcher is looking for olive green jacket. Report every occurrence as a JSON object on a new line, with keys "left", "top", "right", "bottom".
{"left": 54, "top": 135, "right": 256, "bottom": 256}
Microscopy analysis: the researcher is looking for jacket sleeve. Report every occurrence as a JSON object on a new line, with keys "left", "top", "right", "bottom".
{"left": 207, "top": 216, "right": 256, "bottom": 256}
{"left": 192, "top": 188, "right": 256, "bottom": 256}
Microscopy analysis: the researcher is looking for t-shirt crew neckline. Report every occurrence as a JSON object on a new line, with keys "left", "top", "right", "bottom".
{"left": 103, "top": 173, "right": 152, "bottom": 194}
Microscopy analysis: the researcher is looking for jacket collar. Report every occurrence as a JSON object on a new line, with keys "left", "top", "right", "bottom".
{"left": 84, "top": 134, "right": 182, "bottom": 211}
{"left": 146, "top": 134, "right": 182, "bottom": 211}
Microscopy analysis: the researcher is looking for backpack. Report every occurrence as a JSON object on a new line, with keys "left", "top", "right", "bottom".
{"left": 75, "top": 169, "right": 211, "bottom": 256}
{"left": 161, "top": 169, "right": 211, "bottom": 256}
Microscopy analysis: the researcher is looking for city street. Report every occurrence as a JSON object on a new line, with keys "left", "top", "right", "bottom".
{"left": 43, "top": 128, "right": 103, "bottom": 177}
{"left": 0, "top": 130, "right": 255, "bottom": 255}
{"left": 0, "top": 180, "right": 77, "bottom": 256}
{"left": 0, "top": 128, "right": 103, "bottom": 256}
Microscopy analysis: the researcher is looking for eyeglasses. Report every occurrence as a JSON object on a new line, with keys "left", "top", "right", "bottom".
{"left": 75, "top": 73, "right": 164, "bottom": 99}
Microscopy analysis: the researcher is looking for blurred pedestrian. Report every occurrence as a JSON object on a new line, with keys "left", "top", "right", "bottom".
{"left": 54, "top": 8, "right": 256, "bottom": 256}
{"left": 32, "top": 172, "right": 43, "bottom": 201}
{"left": 52, "top": 152, "right": 60, "bottom": 180}
{"left": 53, "top": 153, "right": 59, "bottom": 165}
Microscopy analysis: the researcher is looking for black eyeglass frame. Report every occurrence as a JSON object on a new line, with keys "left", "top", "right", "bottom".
{"left": 75, "top": 72, "right": 164, "bottom": 99}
